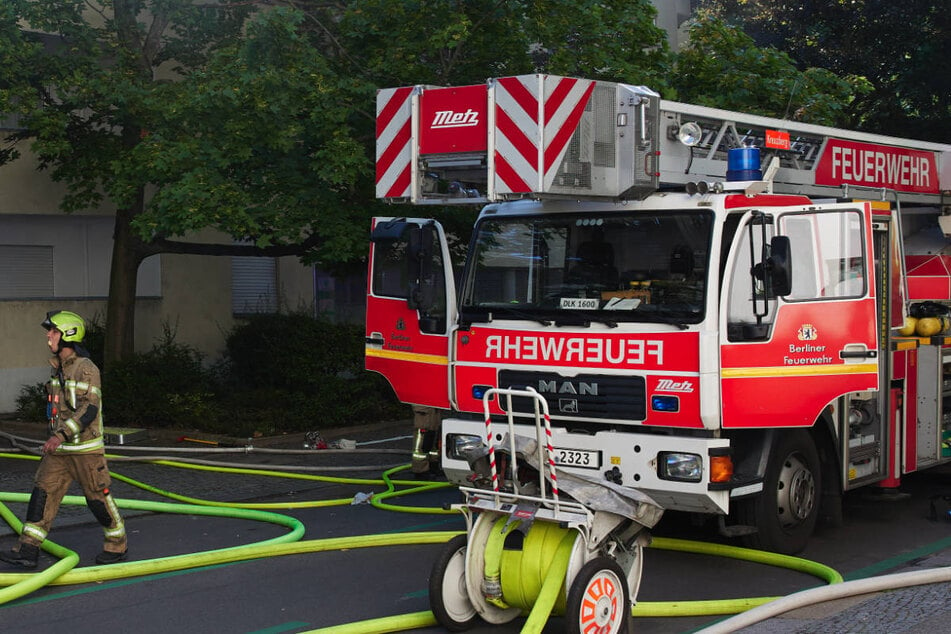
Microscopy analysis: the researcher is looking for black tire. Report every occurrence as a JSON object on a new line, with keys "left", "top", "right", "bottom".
{"left": 738, "top": 430, "right": 821, "bottom": 555}
{"left": 429, "top": 534, "right": 479, "bottom": 631}
{"left": 565, "top": 556, "right": 632, "bottom": 634}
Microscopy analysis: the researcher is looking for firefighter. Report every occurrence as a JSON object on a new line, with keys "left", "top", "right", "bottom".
{"left": 411, "top": 406, "right": 443, "bottom": 477}
{"left": 0, "top": 311, "right": 127, "bottom": 568}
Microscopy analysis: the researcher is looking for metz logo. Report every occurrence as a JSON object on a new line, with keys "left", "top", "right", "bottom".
{"left": 431, "top": 109, "right": 479, "bottom": 129}
{"left": 655, "top": 379, "right": 694, "bottom": 393}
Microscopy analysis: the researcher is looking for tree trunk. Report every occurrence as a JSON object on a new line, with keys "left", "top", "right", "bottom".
{"left": 104, "top": 197, "right": 149, "bottom": 366}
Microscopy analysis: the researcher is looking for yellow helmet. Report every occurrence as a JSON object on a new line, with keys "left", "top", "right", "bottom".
{"left": 41, "top": 310, "right": 86, "bottom": 343}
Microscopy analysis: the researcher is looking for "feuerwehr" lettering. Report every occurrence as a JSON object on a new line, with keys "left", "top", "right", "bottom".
{"left": 484, "top": 335, "right": 663, "bottom": 365}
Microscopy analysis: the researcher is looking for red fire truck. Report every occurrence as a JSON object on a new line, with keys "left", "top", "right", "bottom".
{"left": 367, "top": 74, "right": 951, "bottom": 556}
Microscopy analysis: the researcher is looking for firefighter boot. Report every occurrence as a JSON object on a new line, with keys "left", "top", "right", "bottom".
{"left": 0, "top": 543, "right": 39, "bottom": 569}
{"left": 95, "top": 549, "right": 128, "bottom": 565}
{"left": 411, "top": 428, "right": 434, "bottom": 475}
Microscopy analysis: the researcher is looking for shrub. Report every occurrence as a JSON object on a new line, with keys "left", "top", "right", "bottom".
{"left": 222, "top": 313, "right": 406, "bottom": 431}
{"left": 15, "top": 382, "right": 47, "bottom": 423}
{"left": 224, "top": 313, "right": 364, "bottom": 390}
{"left": 15, "top": 313, "right": 407, "bottom": 436}
{"left": 104, "top": 323, "right": 219, "bottom": 429}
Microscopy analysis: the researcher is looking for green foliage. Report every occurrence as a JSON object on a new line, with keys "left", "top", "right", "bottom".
{"left": 81, "top": 315, "right": 106, "bottom": 367}
{"left": 123, "top": 8, "right": 372, "bottom": 270}
{"left": 225, "top": 312, "right": 362, "bottom": 390}
{"left": 697, "top": 0, "right": 949, "bottom": 141}
{"left": 316, "top": 0, "right": 671, "bottom": 90}
{"left": 219, "top": 313, "right": 406, "bottom": 436}
{"left": 103, "top": 324, "right": 219, "bottom": 429}
{"left": 0, "top": 1, "right": 254, "bottom": 214}
{"left": 14, "top": 382, "right": 46, "bottom": 423}
{"left": 671, "top": 13, "right": 855, "bottom": 125}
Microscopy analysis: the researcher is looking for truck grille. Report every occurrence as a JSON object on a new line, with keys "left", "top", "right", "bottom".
{"left": 497, "top": 370, "right": 646, "bottom": 422}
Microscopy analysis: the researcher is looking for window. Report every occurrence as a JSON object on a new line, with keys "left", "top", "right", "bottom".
{"left": 371, "top": 239, "right": 410, "bottom": 299}
{"left": 726, "top": 207, "right": 866, "bottom": 342}
{"left": 231, "top": 256, "right": 277, "bottom": 314}
{"left": 0, "top": 215, "right": 161, "bottom": 299}
{"left": 780, "top": 209, "right": 865, "bottom": 300}
{"left": 461, "top": 211, "right": 712, "bottom": 324}
{"left": 0, "top": 246, "right": 53, "bottom": 298}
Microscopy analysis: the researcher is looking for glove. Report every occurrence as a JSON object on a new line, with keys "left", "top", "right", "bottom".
{"left": 42, "top": 435, "right": 64, "bottom": 455}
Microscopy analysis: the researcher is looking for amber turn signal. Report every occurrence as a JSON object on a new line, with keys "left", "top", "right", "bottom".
{"left": 710, "top": 455, "right": 734, "bottom": 483}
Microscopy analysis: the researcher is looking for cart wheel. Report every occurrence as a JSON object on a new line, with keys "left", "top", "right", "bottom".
{"left": 429, "top": 534, "right": 479, "bottom": 631}
{"left": 565, "top": 556, "right": 632, "bottom": 634}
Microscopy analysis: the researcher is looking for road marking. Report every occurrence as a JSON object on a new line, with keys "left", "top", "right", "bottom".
{"left": 843, "top": 534, "right": 951, "bottom": 581}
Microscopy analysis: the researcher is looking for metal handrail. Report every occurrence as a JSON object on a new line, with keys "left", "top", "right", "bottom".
{"left": 481, "top": 386, "right": 560, "bottom": 514}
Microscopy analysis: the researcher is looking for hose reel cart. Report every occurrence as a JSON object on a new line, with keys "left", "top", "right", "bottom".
{"left": 429, "top": 388, "right": 664, "bottom": 633}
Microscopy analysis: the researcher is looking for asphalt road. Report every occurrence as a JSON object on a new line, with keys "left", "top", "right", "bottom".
{"left": 0, "top": 425, "right": 950, "bottom": 634}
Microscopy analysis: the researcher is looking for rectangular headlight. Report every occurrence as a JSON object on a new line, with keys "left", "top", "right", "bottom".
{"left": 658, "top": 451, "right": 703, "bottom": 482}
{"left": 448, "top": 434, "right": 484, "bottom": 460}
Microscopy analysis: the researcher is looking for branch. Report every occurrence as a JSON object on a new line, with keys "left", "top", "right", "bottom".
{"left": 144, "top": 232, "right": 322, "bottom": 258}
{"left": 142, "top": 8, "right": 171, "bottom": 68}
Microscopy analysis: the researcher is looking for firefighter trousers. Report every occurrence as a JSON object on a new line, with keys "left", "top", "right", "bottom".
{"left": 19, "top": 452, "right": 127, "bottom": 554}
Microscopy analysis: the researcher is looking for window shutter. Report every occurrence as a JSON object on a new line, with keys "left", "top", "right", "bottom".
{"left": 0, "top": 245, "right": 54, "bottom": 298}
{"left": 231, "top": 257, "right": 277, "bottom": 314}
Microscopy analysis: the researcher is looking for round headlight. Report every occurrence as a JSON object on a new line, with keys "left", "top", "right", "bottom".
{"left": 677, "top": 121, "right": 703, "bottom": 147}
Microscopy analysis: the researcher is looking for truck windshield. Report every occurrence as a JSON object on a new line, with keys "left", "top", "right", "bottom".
{"left": 460, "top": 211, "right": 712, "bottom": 325}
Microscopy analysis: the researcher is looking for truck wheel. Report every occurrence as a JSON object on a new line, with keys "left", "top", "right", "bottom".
{"left": 429, "top": 534, "right": 479, "bottom": 631}
{"left": 738, "top": 430, "right": 820, "bottom": 555}
{"left": 565, "top": 557, "right": 632, "bottom": 634}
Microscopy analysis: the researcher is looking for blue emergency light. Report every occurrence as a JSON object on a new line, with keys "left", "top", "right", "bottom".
{"left": 726, "top": 147, "right": 762, "bottom": 181}
{"left": 472, "top": 385, "right": 491, "bottom": 400}
{"left": 651, "top": 395, "right": 680, "bottom": 412}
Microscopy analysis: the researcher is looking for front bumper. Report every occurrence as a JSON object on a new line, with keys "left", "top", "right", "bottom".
{"left": 441, "top": 417, "right": 731, "bottom": 515}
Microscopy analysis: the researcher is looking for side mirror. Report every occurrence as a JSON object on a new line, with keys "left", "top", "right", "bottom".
{"left": 767, "top": 236, "right": 792, "bottom": 297}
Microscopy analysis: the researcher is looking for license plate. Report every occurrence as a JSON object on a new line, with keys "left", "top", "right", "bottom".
{"left": 553, "top": 448, "right": 601, "bottom": 469}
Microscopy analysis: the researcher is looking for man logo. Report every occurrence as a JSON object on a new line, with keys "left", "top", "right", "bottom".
{"left": 537, "top": 380, "right": 598, "bottom": 396}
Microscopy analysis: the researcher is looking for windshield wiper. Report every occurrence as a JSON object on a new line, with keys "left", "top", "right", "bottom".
{"left": 458, "top": 307, "right": 493, "bottom": 327}
{"left": 635, "top": 312, "right": 692, "bottom": 330}
{"left": 553, "top": 313, "right": 618, "bottom": 328}
{"left": 461, "top": 305, "right": 552, "bottom": 326}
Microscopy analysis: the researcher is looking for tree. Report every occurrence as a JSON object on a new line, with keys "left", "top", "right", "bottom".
{"left": 670, "top": 12, "right": 861, "bottom": 126}
{"left": 698, "top": 0, "right": 951, "bottom": 141}
{"left": 1, "top": 3, "right": 269, "bottom": 362}
{"left": 284, "top": 0, "right": 674, "bottom": 258}
{"left": 290, "top": 0, "right": 672, "bottom": 89}
{"left": 0, "top": 0, "right": 675, "bottom": 365}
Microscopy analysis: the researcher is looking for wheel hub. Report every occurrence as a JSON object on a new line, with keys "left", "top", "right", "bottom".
{"left": 777, "top": 452, "right": 816, "bottom": 527}
{"left": 580, "top": 574, "right": 622, "bottom": 633}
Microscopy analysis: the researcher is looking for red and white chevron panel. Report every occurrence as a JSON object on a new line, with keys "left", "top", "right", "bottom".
{"left": 375, "top": 76, "right": 598, "bottom": 201}
{"left": 492, "top": 75, "right": 596, "bottom": 196}
{"left": 375, "top": 86, "right": 415, "bottom": 200}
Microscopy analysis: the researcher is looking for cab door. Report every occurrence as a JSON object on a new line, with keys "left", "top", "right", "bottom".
{"left": 719, "top": 202, "right": 880, "bottom": 428}
{"left": 365, "top": 218, "right": 457, "bottom": 408}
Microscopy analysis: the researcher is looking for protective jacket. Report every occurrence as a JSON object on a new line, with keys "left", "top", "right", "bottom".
{"left": 47, "top": 353, "right": 105, "bottom": 454}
